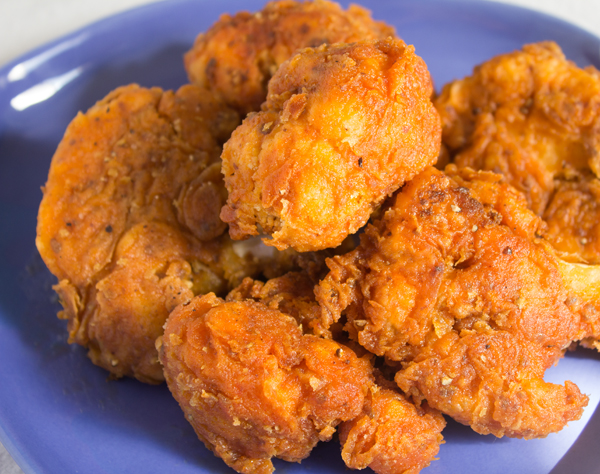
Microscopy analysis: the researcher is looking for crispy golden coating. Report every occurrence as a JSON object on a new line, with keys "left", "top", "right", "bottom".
{"left": 543, "top": 177, "right": 600, "bottom": 351}
{"left": 339, "top": 383, "right": 445, "bottom": 474}
{"left": 184, "top": 0, "right": 395, "bottom": 115}
{"left": 159, "top": 293, "right": 374, "bottom": 474}
{"left": 544, "top": 174, "right": 600, "bottom": 263}
{"left": 317, "top": 167, "right": 587, "bottom": 438}
{"left": 53, "top": 222, "right": 230, "bottom": 383}
{"left": 37, "top": 84, "right": 239, "bottom": 281}
{"left": 36, "top": 84, "right": 264, "bottom": 383}
{"left": 556, "top": 259, "right": 600, "bottom": 350}
{"left": 446, "top": 165, "right": 600, "bottom": 349}
{"left": 436, "top": 42, "right": 600, "bottom": 213}
{"left": 227, "top": 272, "right": 325, "bottom": 336}
{"left": 221, "top": 37, "right": 441, "bottom": 251}
{"left": 444, "top": 164, "right": 546, "bottom": 242}
{"left": 226, "top": 234, "right": 358, "bottom": 337}
{"left": 435, "top": 42, "right": 600, "bottom": 265}
{"left": 434, "top": 41, "right": 600, "bottom": 350}
{"left": 451, "top": 167, "right": 600, "bottom": 350}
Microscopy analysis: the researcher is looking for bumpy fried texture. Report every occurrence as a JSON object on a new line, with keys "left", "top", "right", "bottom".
{"left": 185, "top": 0, "right": 395, "bottom": 115}
{"left": 221, "top": 37, "right": 441, "bottom": 251}
{"left": 227, "top": 272, "right": 325, "bottom": 336}
{"left": 556, "top": 259, "right": 600, "bottom": 350}
{"left": 542, "top": 176, "right": 600, "bottom": 348}
{"left": 450, "top": 167, "right": 600, "bottom": 350}
{"left": 435, "top": 42, "right": 600, "bottom": 264}
{"left": 317, "top": 167, "right": 588, "bottom": 438}
{"left": 444, "top": 164, "right": 546, "bottom": 243}
{"left": 544, "top": 175, "right": 600, "bottom": 263}
{"left": 435, "top": 42, "right": 600, "bottom": 212}
{"left": 226, "top": 233, "right": 358, "bottom": 337}
{"left": 434, "top": 41, "right": 600, "bottom": 349}
{"left": 339, "top": 383, "right": 445, "bottom": 474}
{"left": 36, "top": 84, "right": 260, "bottom": 383}
{"left": 159, "top": 293, "right": 374, "bottom": 474}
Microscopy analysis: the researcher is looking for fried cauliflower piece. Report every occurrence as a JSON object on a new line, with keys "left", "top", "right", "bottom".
{"left": 316, "top": 167, "right": 588, "bottom": 438}
{"left": 159, "top": 293, "right": 374, "bottom": 474}
{"left": 185, "top": 0, "right": 395, "bottom": 115}
{"left": 221, "top": 37, "right": 441, "bottom": 251}
{"left": 36, "top": 84, "right": 262, "bottom": 383}
{"left": 451, "top": 166, "right": 600, "bottom": 352}
{"left": 434, "top": 41, "right": 600, "bottom": 264}
{"left": 434, "top": 41, "right": 600, "bottom": 350}
{"left": 538, "top": 176, "right": 600, "bottom": 349}
{"left": 339, "top": 381, "right": 445, "bottom": 474}
{"left": 160, "top": 290, "right": 445, "bottom": 474}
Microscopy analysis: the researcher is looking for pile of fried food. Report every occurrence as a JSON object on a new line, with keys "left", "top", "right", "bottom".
{"left": 35, "top": 1, "right": 600, "bottom": 473}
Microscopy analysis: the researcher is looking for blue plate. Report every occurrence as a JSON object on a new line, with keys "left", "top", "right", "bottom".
{"left": 1, "top": 0, "right": 600, "bottom": 473}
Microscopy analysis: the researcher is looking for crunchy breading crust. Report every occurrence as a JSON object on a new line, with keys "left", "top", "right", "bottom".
{"left": 159, "top": 293, "right": 374, "bottom": 474}
{"left": 36, "top": 84, "right": 252, "bottom": 383}
{"left": 435, "top": 41, "right": 600, "bottom": 264}
{"left": 221, "top": 37, "right": 441, "bottom": 251}
{"left": 185, "top": 0, "right": 395, "bottom": 114}
{"left": 317, "top": 167, "right": 587, "bottom": 438}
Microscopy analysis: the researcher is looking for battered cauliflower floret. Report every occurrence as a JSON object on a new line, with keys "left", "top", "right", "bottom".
{"left": 36, "top": 84, "right": 288, "bottom": 383}
{"left": 339, "top": 382, "right": 445, "bottom": 474}
{"left": 160, "top": 290, "right": 445, "bottom": 474}
{"left": 317, "top": 167, "right": 588, "bottom": 438}
{"left": 159, "top": 293, "right": 374, "bottom": 474}
{"left": 221, "top": 37, "right": 441, "bottom": 252}
{"left": 185, "top": 0, "right": 395, "bottom": 114}
{"left": 543, "top": 175, "right": 600, "bottom": 264}
{"left": 434, "top": 41, "right": 600, "bottom": 264}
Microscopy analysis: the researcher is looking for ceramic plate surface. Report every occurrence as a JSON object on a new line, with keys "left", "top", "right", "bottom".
{"left": 1, "top": 0, "right": 600, "bottom": 473}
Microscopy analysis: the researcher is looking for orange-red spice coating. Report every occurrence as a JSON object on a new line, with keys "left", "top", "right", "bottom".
{"left": 35, "top": 84, "right": 261, "bottom": 383}
{"left": 159, "top": 293, "right": 374, "bottom": 474}
{"left": 184, "top": 0, "right": 395, "bottom": 114}
{"left": 544, "top": 176, "right": 600, "bottom": 264}
{"left": 227, "top": 271, "right": 326, "bottom": 336}
{"left": 317, "top": 167, "right": 587, "bottom": 438}
{"left": 448, "top": 166, "right": 600, "bottom": 351}
{"left": 434, "top": 41, "right": 600, "bottom": 264}
{"left": 339, "top": 384, "right": 445, "bottom": 474}
{"left": 221, "top": 37, "right": 441, "bottom": 251}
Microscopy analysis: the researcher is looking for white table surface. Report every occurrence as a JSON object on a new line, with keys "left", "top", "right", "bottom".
{"left": 1, "top": 0, "right": 599, "bottom": 473}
